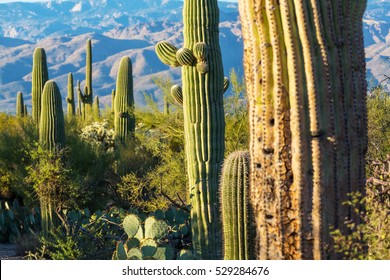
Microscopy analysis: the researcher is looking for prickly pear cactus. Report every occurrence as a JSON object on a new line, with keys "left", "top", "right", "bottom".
{"left": 113, "top": 209, "right": 194, "bottom": 260}
{"left": 155, "top": 0, "right": 226, "bottom": 259}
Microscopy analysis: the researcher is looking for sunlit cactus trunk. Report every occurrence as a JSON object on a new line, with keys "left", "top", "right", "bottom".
{"left": 39, "top": 80, "right": 65, "bottom": 151}
{"left": 31, "top": 47, "right": 49, "bottom": 124}
{"left": 238, "top": 0, "right": 368, "bottom": 259}
{"left": 80, "top": 38, "right": 93, "bottom": 120}
{"left": 156, "top": 0, "right": 225, "bottom": 259}
{"left": 221, "top": 151, "right": 251, "bottom": 260}
{"left": 67, "top": 73, "right": 75, "bottom": 117}
{"left": 16, "top": 91, "right": 24, "bottom": 117}
{"left": 114, "top": 56, "right": 135, "bottom": 143}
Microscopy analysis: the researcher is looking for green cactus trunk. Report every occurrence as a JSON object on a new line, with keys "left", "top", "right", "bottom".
{"left": 221, "top": 151, "right": 251, "bottom": 260}
{"left": 93, "top": 96, "right": 100, "bottom": 120}
{"left": 156, "top": 0, "right": 225, "bottom": 259}
{"left": 24, "top": 104, "right": 28, "bottom": 116}
{"left": 31, "top": 47, "right": 49, "bottom": 124}
{"left": 16, "top": 92, "right": 24, "bottom": 117}
{"left": 76, "top": 80, "right": 83, "bottom": 117}
{"left": 79, "top": 39, "right": 93, "bottom": 120}
{"left": 238, "top": 0, "right": 368, "bottom": 259}
{"left": 114, "top": 56, "right": 135, "bottom": 143}
{"left": 67, "top": 73, "right": 75, "bottom": 117}
{"left": 39, "top": 80, "right": 65, "bottom": 151}
{"left": 111, "top": 89, "right": 116, "bottom": 114}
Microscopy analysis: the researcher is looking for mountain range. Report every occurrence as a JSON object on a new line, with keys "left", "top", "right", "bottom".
{"left": 0, "top": 0, "right": 389, "bottom": 112}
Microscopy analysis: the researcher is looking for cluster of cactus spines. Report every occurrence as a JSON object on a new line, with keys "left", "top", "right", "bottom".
{"left": 79, "top": 39, "right": 93, "bottom": 120}
{"left": 220, "top": 151, "right": 250, "bottom": 260}
{"left": 170, "top": 85, "right": 183, "bottom": 105}
{"left": 66, "top": 73, "right": 75, "bottom": 117}
{"left": 39, "top": 80, "right": 65, "bottom": 151}
{"left": 238, "top": 0, "right": 368, "bottom": 259}
{"left": 93, "top": 96, "right": 100, "bottom": 119}
{"left": 156, "top": 0, "right": 225, "bottom": 259}
{"left": 114, "top": 56, "right": 135, "bottom": 143}
{"left": 31, "top": 47, "right": 49, "bottom": 124}
{"left": 16, "top": 92, "right": 25, "bottom": 117}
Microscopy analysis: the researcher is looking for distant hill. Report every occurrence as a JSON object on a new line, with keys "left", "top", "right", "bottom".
{"left": 0, "top": 0, "right": 388, "bottom": 112}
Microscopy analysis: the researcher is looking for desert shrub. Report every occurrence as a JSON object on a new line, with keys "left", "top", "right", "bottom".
{"left": 24, "top": 207, "right": 126, "bottom": 260}
{"left": 366, "top": 86, "right": 390, "bottom": 160}
{"left": 0, "top": 114, "right": 36, "bottom": 202}
{"left": 224, "top": 68, "right": 249, "bottom": 154}
{"left": 331, "top": 156, "right": 390, "bottom": 259}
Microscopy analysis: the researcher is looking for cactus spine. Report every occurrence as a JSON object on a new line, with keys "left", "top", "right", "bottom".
{"left": 238, "top": 0, "right": 368, "bottom": 259}
{"left": 39, "top": 80, "right": 65, "bottom": 151}
{"left": 31, "top": 47, "right": 49, "bottom": 124}
{"left": 221, "top": 151, "right": 251, "bottom": 260}
{"left": 156, "top": 0, "right": 225, "bottom": 259}
{"left": 16, "top": 92, "right": 24, "bottom": 117}
{"left": 114, "top": 56, "right": 135, "bottom": 143}
{"left": 67, "top": 73, "right": 75, "bottom": 117}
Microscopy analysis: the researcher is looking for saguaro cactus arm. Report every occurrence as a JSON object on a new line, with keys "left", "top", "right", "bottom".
{"left": 16, "top": 92, "right": 24, "bottom": 117}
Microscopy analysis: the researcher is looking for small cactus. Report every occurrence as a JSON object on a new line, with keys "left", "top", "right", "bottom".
{"left": 16, "top": 92, "right": 24, "bottom": 117}
{"left": 170, "top": 85, "right": 183, "bottom": 105}
{"left": 66, "top": 73, "right": 75, "bottom": 117}
{"left": 155, "top": 41, "right": 180, "bottom": 67}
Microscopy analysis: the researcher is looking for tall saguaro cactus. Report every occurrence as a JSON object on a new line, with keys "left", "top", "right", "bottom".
{"left": 114, "top": 56, "right": 135, "bottom": 143}
{"left": 79, "top": 38, "right": 93, "bottom": 120}
{"left": 16, "top": 92, "right": 24, "bottom": 117}
{"left": 67, "top": 73, "right": 75, "bottom": 117}
{"left": 31, "top": 47, "right": 49, "bottom": 124}
{"left": 155, "top": 0, "right": 225, "bottom": 259}
{"left": 238, "top": 0, "right": 368, "bottom": 259}
{"left": 39, "top": 80, "right": 65, "bottom": 151}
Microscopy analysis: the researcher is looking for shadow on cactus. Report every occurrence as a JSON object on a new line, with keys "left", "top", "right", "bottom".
{"left": 113, "top": 208, "right": 195, "bottom": 260}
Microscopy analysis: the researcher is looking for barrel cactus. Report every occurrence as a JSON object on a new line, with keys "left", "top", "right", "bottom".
{"left": 31, "top": 47, "right": 49, "bottom": 124}
{"left": 114, "top": 56, "right": 135, "bottom": 143}
{"left": 155, "top": 0, "right": 226, "bottom": 259}
{"left": 238, "top": 0, "right": 368, "bottom": 259}
{"left": 39, "top": 80, "right": 65, "bottom": 151}
{"left": 220, "top": 151, "right": 251, "bottom": 260}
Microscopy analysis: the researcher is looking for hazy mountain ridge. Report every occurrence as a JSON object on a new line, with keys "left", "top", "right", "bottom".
{"left": 0, "top": 0, "right": 388, "bottom": 112}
